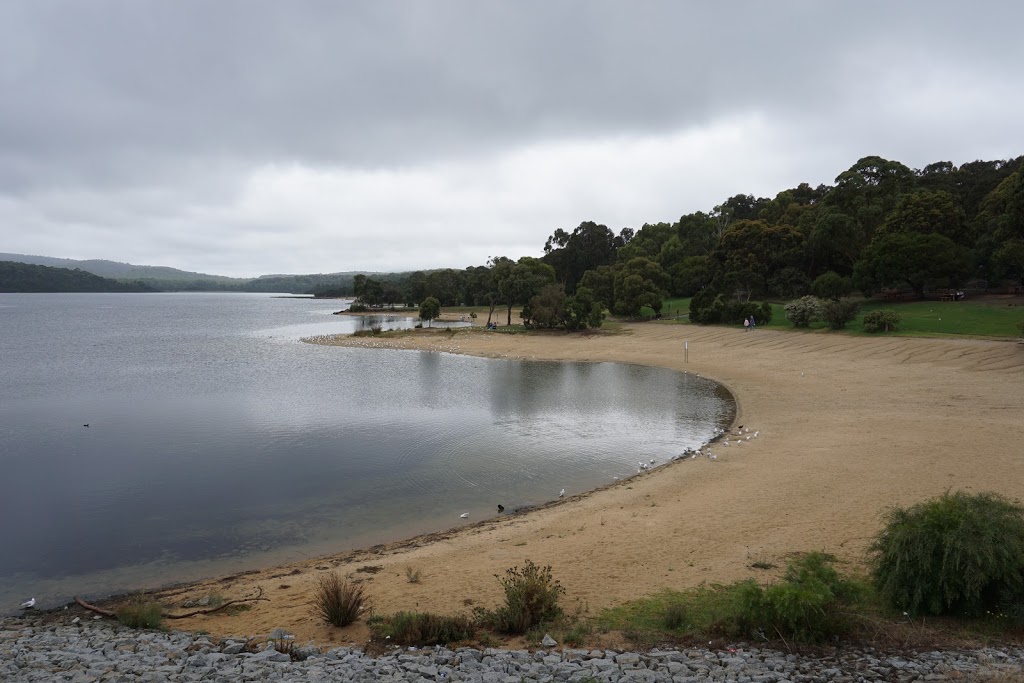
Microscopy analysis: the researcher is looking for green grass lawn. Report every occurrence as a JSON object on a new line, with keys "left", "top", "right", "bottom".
{"left": 658, "top": 295, "right": 1024, "bottom": 339}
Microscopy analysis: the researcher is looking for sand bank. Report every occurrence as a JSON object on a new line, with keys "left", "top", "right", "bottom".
{"left": 152, "top": 323, "right": 1024, "bottom": 645}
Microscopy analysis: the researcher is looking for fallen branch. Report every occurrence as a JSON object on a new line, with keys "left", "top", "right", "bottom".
{"left": 74, "top": 596, "right": 116, "bottom": 618}
{"left": 163, "top": 586, "right": 268, "bottom": 619}
{"left": 74, "top": 586, "right": 268, "bottom": 621}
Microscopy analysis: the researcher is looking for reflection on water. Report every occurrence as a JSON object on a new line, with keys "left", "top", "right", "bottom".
{"left": 0, "top": 293, "right": 733, "bottom": 613}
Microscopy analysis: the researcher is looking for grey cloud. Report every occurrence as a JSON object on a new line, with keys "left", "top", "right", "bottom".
{"left": 4, "top": 1, "right": 1022, "bottom": 190}
{"left": 1, "top": 2, "right": 1023, "bottom": 275}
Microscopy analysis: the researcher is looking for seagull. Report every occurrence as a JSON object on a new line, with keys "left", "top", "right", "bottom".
{"left": 754, "top": 431, "right": 759, "bottom": 437}
{"left": 459, "top": 512, "right": 469, "bottom": 518}
{"left": 559, "top": 488, "right": 565, "bottom": 497}
{"left": 83, "top": 424, "right": 89, "bottom": 428}
{"left": 20, "top": 598, "right": 36, "bottom": 609}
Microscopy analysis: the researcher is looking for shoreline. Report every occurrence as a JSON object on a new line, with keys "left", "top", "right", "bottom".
{"left": 61, "top": 323, "right": 1024, "bottom": 648}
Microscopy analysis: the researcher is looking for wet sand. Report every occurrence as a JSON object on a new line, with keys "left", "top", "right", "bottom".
{"left": 149, "top": 323, "right": 1024, "bottom": 646}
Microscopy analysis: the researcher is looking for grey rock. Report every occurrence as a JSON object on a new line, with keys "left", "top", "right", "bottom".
{"left": 541, "top": 634, "right": 557, "bottom": 648}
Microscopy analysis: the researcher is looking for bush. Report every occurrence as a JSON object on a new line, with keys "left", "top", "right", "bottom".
{"left": 784, "top": 296, "right": 823, "bottom": 327}
{"left": 348, "top": 303, "right": 369, "bottom": 313}
{"left": 116, "top": 600, "right": 164, "bottom": 629}
{"left": 478, "top": 560, "right": 565, "bottom": 634}
{"left": 862, "top": 309, "right": 902, "bottom": 333}
{"left": 820, "top": 299, "right": 860, "bottom": 330}
{"left": 689, "top": 290, "right": 772, "bottom": 326}
{"left": 663, "top": 601, "right": 687, "bottom": 630}
{"left": 732, "top": 552, "right": 861, "bottom": 642}
{"left": 811, "top": 271, "right": 853, "bottom": 301}
{"left": 368, "top": 611, "right": 475, "bottom": 646}
{"left": 870, "top": 491, "right": 1024, "bottom": 617}
{"left": 314, "top": 573, "right": 367, "bottom": 627}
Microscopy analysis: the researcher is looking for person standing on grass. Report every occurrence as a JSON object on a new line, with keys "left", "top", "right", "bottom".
{"left": 744, "top": 317, "right": 750, "bottom": 332}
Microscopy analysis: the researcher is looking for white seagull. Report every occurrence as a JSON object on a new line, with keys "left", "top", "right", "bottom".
{"left": 559, "top": 488, "right": 566, "bottom": 497}
{"left": 20, "top": 598, "right": 36, "bottom": 609}
{"left": 459, "top": 512, "right": 469, "bottom": 518}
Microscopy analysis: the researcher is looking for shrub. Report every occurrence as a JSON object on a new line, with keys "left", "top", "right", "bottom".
{"left": 368, "top": 611, "right": 475, "bottom": 646}
{"left": 732, "top": 552, "right": 861, "bottom": 642}
{"left": 811, "top": 271, "right": 853, "bottom": 301}
{"left": 663, "top": 601, "right": 687, "bottom": 630}
{"left": 820, "top": 299, "right": 860, "bottom": 330}
{"left": 784, "top": 296, "right": 823, "bottom": 327}
{"left": 479, "top": 560, "right": 565, "bottom": 634}
{"left": 870, "top": 491, "right": 1024, "bottom": 617}
{"left": 688, "top": 288, "right": 719, "bottom": 324}
{"left": 639, "top": 305, "right": 656, "bottom": 319}
{"left": 116, "top": 600, "right": 164, "bottom": 629}
{"left": 690, "top": 290, "right": 772, "bottom": 326}
{"left": 862, "top": 309, "right": 902, "bottom": 333}
{"left": 348, "top": 303, "right": 369, "bottom": 312}
{"left": 405, "top": 565, "right": 422, "bottom": 583}
{"left": 314, "top": 573, "right": 367, "bottom": 627}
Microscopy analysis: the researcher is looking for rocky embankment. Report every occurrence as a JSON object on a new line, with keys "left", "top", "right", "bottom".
{"left": 2, "top": 616, "right": 1022, "bottom": 682}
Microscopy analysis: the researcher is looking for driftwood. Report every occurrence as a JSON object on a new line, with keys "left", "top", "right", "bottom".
{"left": 74, "top": 596, "right": 115, "bottom": 618}
{"left": 163, "top": 587, "right": 268, "bottom": 619}
{"left": 74, "top": 586, "right": 268, "bottom": 620}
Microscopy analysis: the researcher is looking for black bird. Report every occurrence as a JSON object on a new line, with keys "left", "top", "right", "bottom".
{"left": 497, "top": 504, "right": 505, "bottom": 513}
{"left": 83, "top": 424, "right": 90, "bottom": 428}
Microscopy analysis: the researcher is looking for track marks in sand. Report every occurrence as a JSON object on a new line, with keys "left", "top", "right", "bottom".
{"left": 632, "top": 325, "right": 1024, "bottom": 376}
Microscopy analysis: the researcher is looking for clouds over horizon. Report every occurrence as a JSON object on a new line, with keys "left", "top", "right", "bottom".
{"left": 1, "top": 1, "right": 1023, "bottom": 277}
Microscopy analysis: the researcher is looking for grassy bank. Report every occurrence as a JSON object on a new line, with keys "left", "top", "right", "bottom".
{"left": 661, "top": 296, "right": 1024, "bottom": 339}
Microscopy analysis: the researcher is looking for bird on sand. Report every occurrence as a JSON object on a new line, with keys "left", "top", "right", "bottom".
{"left": 497, "top": 505, "right": 504, "bottom": 513}
{"left": 459, "top": 512, "right": 469, "bottom": 518}
{"left": 20, "top": 598, "right": 36, "bottom": 609}
{"left": 559, "top": 488, "right": 565, "bottom": 497}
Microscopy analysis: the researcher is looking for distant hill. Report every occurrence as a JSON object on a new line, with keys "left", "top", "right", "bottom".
{"left": 0, "top": 261, "right": 159, "bottom": 293}
{"left": 0, "top": 253, "right": 363, "bottom": 294}
{"left": 0, "top": 253, "right": 240, "bottom": 282}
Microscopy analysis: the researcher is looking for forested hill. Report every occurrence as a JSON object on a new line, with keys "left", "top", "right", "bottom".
{"left": 0, "top": 261, "right": 159, "bottom": 293}
{"left": 0, "top": 253, "right": 361, "bottom": 294}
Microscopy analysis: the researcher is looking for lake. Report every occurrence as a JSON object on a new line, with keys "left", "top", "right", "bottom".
{"left": 0, "top": 292, "right": 734, "bottom": 614}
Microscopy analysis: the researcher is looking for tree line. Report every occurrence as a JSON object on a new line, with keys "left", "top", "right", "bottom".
{"left": 338, "top": 155, "right": 1024, "bottom": 328}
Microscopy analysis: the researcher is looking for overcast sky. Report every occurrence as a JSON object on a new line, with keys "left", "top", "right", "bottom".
{"left": 1, "top": 1, "right": 1022, "bottom": 278}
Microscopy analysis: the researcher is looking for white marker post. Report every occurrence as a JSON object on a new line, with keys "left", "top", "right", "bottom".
{"left": 684, "top": 340, "right": 688, "bottom": 363}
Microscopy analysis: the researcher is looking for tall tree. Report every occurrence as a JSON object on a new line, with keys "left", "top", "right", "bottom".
{"left": 853, "top": 232, "right": 970, "bottom": 299}
{"left": 496, "top": 257, "right": 556, "bottom": 325}
{"left": 541, "top": 221, "right": 620, "bottom": 293}
{"left": 612, "top": 257, "right": 670, "bottom": 317}
{"left": 710, "top": 220, "right": 805, "bottom": 298}
{"left": 826, "top": 156, "right": 916, "bottom": 238}
{"left": 877, "top": 190, "right": 971, "bottom": 246}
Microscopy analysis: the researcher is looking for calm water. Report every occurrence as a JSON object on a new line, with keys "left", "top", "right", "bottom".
{"left": 0, "top": 293, "right": 733, "bottom": 613}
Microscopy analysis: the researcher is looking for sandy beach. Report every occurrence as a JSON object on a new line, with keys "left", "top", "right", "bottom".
{"left": 151, "top": 322, "right": 1024, "bottom": 646}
